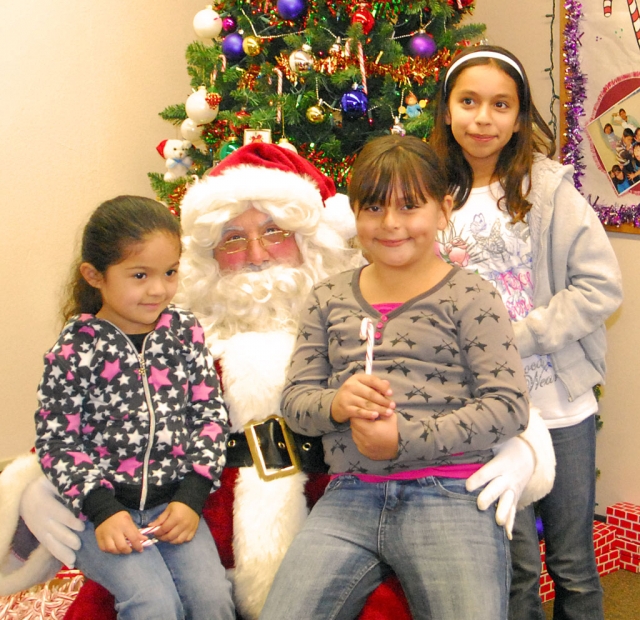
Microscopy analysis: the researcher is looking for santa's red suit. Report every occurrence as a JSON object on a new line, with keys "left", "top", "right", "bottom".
{"left": 0, "top": 143, "right": 554, "bottom": 620}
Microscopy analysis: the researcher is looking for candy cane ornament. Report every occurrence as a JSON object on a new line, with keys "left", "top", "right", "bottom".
{"left": 360, "top": 317, "right": 375, "bottom": 374}
{"left": 603, "top": 0, "right": 640, "bottom": 48}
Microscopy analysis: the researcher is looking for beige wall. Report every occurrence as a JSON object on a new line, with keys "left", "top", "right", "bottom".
{"left": 2, "top": 2, "right": 639, "bottom": 512}
{"left": 0, "top": 0, "right": 204, "bottom": 466}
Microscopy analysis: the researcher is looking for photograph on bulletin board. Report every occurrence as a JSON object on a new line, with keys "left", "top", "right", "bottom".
{"left": 566, "top": 1, "right": 640, "bottom": 233}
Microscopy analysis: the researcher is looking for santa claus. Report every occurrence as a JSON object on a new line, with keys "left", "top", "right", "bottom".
{"left": 0, "top": 142, "right": 554, "bottom": 620}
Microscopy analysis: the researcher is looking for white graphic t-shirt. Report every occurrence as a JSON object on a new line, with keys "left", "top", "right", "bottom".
{"left": 437, "top": 183, "right": 596, "bottom": 428}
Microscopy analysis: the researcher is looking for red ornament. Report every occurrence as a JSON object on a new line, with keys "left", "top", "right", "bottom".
{"left": 447, "top": 0, "right": 474, "bottom": 8}
{"left": 351, "top": 5, "right": 375, "bottom": 35}
{"left": 205, "top": 92, "right": 223, "bottom": 108}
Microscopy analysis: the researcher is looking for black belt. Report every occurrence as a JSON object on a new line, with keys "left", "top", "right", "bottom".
{"left": 225, "top": 416, "right": 328, "bottom": 479}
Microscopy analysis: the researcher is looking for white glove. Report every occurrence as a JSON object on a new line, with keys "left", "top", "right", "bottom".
{"left": 466, "top": 437, "right": 535, "bottom": 539}
{"left": 20, "top": 476, "right": 84, "bottom": 568}
{"left": 466, "top": 406, "right": 556, "bottom": 539}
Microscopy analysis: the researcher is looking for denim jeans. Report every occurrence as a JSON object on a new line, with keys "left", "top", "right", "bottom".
{"left": 75, "top": 503, "right": 234, "bottom": 620}
{"left": 259, "top": 475, "right": 510, "bottom": 620}
{"left": 509, "top": 415, "right": 604, "bottom": 620}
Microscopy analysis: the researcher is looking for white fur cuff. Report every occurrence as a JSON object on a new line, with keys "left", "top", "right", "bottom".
{"left": 517, "top": 407, "right": 556, "bottom": 509}
{"left": 0, "top": 454, "right": 61, "bottom": 595}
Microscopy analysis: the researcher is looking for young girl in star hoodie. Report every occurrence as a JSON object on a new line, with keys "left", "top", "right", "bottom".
{"left": 34, "top": 195, "right": 234, "bottom": 620}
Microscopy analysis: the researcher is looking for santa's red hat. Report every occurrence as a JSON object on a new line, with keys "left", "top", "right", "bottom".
{"left": 180, "top": 142, "right": 356, "bottom": 243}
{"left": 210, "top": 142, "right": 337, "bottom": 204}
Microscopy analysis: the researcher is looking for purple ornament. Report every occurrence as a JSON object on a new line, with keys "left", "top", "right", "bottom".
{"left": 340, "top": 88, "right": 368, "bottom": 120}
{"left": 222, "top": 33, "right": 245, "bottom": 62}
{"left": 277, "top": 0, "right": 307, "bottom": 21}
{"left": 408, "top": 33, "right": 437, "bottom": 58}
{"left": 222, "top": 16, "right": 237, "bottom": 33}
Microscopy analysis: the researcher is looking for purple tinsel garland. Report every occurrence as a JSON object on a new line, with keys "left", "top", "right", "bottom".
{"left": 562, "top": 0, "right": 640, "bottom": 229}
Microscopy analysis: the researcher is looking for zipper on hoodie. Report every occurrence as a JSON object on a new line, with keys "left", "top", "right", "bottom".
{"left": 136, "top": 332, "right": 155, "bottom": 511}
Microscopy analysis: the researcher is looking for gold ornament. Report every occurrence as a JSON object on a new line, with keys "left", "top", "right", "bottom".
{"left": 242, "top": 36, "right": 262, "bottom": 57}
{"left": 306, "top": 105, "right": 326, "bottom": 124}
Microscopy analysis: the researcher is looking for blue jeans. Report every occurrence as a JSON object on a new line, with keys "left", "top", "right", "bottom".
{"left": 259, "top": 476, "right": 510, "bottom": 620}
{"left": 75, "top": 503, "right": 234, "bottom": 620}
{"left": 509, "top": 415, "right": 604, "bottom": 620}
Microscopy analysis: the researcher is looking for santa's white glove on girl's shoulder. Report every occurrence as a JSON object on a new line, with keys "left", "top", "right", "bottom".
{"left": 466, "top": 407, "right": 555, "bottom": 539}
{"left": 0, "top": 453, "right": 83, "bottom": 595}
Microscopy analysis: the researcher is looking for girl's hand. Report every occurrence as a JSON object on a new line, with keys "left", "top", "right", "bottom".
{"left": 149, "top": 502, "right": 199, "bottom": 544}
{"left": 95, "top": 511, "right": 145, "bottom": 555}
{"left": 351, "top": 414, "right": 399, "bottom": 460}
{"left": 331, "top": 374, "right": 395, "bottom": 424}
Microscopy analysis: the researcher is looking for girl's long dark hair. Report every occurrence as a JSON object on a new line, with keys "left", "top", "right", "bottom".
{"left": 430, "top": 45, "right": 556, "bottom": 223}
{"left": 61, "top": 195, "right": 181, "bottom": 322}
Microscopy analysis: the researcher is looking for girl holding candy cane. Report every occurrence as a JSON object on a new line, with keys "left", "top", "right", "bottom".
{"left": 33, "top": 196, "right": 234, "bottom": 620}
{"left": 431, "top": 45, "right": 622, "bottom": 620}
{"left": 261, "top": 135, "right": 530, "bottom": 620}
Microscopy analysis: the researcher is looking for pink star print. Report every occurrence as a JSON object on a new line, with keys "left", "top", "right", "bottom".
{"left": 39, "top": 408, "right": 51, "bottom": 419}
{"left": 116, "top": 457, "right": 143, "bottom": 476}
{"left": 45, "top": 352, "right": 56, "bottom": 363}
{"left": 193, "top": 463, "right": 212, "bottom": 479}
{"left": 95, "top": 446, "right": 109, "bottom": 458}
{"left": 190, "top": 324, "right": 205, "bottom": 344}
{"left": 66, "top": 485, "right": 81, "bottom": 498}
{"left": 41, "top": 454, "right": 54, "bottom": 469}
{"left": 101, "top": 359, "right": 121, "bottom": 382}
{"left": 60, "top": 344, "right": 75, "bottom": 360}
{"left": 67, "top": 451, "right": 94, "bottom": 466}
{"left": 200, "top": 422, "right": 223, "bottom": 441}
{"left": 66, "top": 413, "right": 81, "bottom": 434}
{"left": 156, "top": 314, "right": 172, "bottom": 330}
{"left": 191, "top": 380, "right": 214, "bottom": 402}
{"left": 79, "top": 326, "right": 95, "bottom": 337}
{"left": 148, "top": 366, "right": 172, "bottom": 391}
{"left": 171, "top": 444, "right": 185, "bottom": 458}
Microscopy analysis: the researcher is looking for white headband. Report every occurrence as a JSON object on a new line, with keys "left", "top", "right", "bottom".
{"left": 444, "top": 51, "right": 525, "bottom": 92}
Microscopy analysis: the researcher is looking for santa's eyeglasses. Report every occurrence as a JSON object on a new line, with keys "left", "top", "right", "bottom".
{"left": 216, "top": 230, "right": 293, "bottom": 254}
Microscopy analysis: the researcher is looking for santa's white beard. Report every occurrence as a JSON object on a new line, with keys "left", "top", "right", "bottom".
{"left": 194, "top": 263, "right": 315, "bottom": 342}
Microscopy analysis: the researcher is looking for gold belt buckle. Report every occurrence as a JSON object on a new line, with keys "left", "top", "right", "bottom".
{"left": 243, "top": 415, "right": 302, "bottom": 481}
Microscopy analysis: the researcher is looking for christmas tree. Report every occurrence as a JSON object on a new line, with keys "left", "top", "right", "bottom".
{"left": 149, "top": 0, "right": 484, "bottom": 212}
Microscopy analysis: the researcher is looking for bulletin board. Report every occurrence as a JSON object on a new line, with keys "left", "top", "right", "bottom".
{"left": 561, "top": 0, "right": 640, "bottom": 234}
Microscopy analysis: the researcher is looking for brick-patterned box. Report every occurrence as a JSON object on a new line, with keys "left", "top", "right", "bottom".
{"left": 606, "top": 502, "right": 640, "bottom": 543}
{"left": 539, "top": 569, "right": 555, "bottom": 603}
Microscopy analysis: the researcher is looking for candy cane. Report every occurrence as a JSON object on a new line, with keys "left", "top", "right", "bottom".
{"left": 360, "top": 317, "right": 374, "bottom": 374}
{"left": 628, "top": 0, "right": 640, "bottom": 45}
{"left": 357, "top": 41, "right": 368, "bottom": 95}
{"left": 274, "top": 67, "right": 283, "bottom": 123}
{"left": 604, "top": 0, "right": 612, "bottom": 16}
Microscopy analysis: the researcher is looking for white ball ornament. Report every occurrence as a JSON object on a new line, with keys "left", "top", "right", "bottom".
{"left": 193, "top": 7, "right": 223, "bottom": 39}
{"left": 181, "top": 118, "right": 204, "bottom": 142}
{"left": 185, "top": 86, "right": 218, "bottom": 124}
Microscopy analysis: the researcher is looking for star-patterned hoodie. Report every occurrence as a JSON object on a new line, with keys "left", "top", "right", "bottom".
{"left": 34, "top": 305, "right": 229, "bottom": 525}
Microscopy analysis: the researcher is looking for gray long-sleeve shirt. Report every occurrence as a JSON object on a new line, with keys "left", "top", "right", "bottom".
{"left": 281, "top": 266, "right": 530, "bottom": 475}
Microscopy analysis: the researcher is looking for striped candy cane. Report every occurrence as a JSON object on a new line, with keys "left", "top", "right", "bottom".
{"left": 360, "top": 317, "right": 375, "bottom": 375}
{"left": 603, "top": 0, "right": 640, "bottom": 48}
{"left": 628, "top": 0, "right": 640, "bottom": 46}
